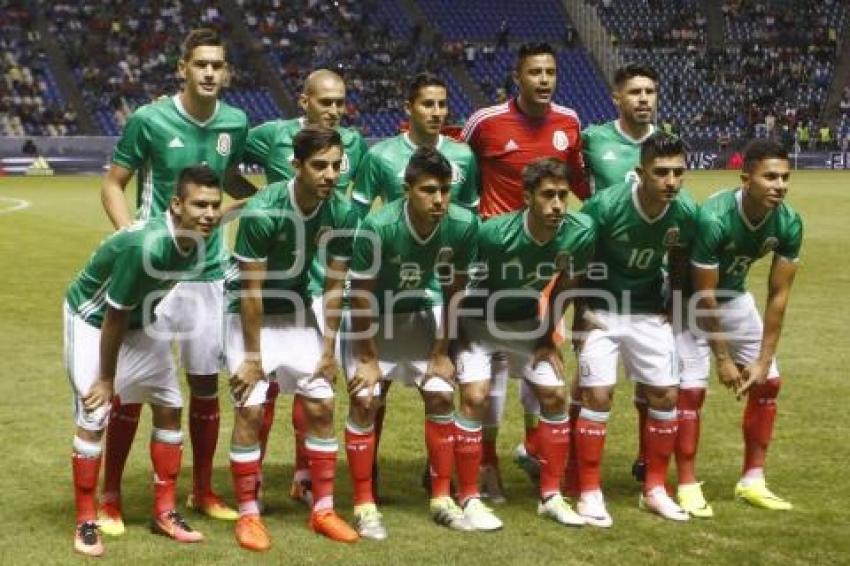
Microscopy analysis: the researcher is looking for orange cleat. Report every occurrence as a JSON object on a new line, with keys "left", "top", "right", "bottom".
{"left": 151, "top": 510, "right": 204, "bottom": 543}
{"left": 309, "top": 510, "right": 359, "bottom": 543}
{"left": 74, "top": 521, "right": 104, "bottom": 557}
{"left": 235, "top": 514, "right": 271, "bottom": 552}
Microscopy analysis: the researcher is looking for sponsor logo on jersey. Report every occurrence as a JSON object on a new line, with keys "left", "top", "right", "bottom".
{"left": 663, "top": 227, "right": 681, "bottom": 247}
{"left": 504, "top": 139, "right": 519, "bottom": 152}
{"left": 341, "top": 153, "right": 350, "bottom": 174}
{"left": 552, "top": 130, "right": 569, "bottom": 151}
{"left": 216, "top": 133, "right": 232, "bottom": 156}
{"left": 168, "top": 137, "right": 184, "bottom": 148}
{"left": 602, "top": 150, "right": 617, "bottom": 161}
{"left": 759, "top": 236, "right": 779, "bottom": 257}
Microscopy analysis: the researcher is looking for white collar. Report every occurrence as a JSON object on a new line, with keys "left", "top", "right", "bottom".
{"left": 166, "top": 211, "right": 192, "bottom": 257}
{"left": 402, "top": 132, "right": 445, "bottom": 151}
{"left": 173, "top": 94, "right": 220, "bottom": 127}
{"left": 522, "top": 209, "right": 556, "bottom": 246}
{"left": 403, "top": 201, "right": 439, "bottom": 245}
{"left": 631, "top": 179, "right": 670, "bottom": 224}
{"left": 288, "top": 180, "right": 323, "bottom": 220}
{"left": 615, "top": 119, "right": 655, "bottom": 144}
{"left": 735, "top": 189, "right": 772, "bottom": 231}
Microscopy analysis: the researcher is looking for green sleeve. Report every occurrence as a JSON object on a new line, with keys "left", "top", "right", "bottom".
{"left": 106, "top": 245, "right": 148, "bottom": 310}
{"left": 230, "top": 121, "right": 249, "bottom": 166}
{"left": 112, "top": 111, "right": 150, "bottom": 170}
{"left": 232, "top": 209, "right": 275, "bottom": 262}
{"left": 244, "top": 122, "right": 276, "bottom": 166}
{"left": 776, "top": 213, "right": 803, "bottom": 261}
{"left": 456, "top": 151, "right": 480, "bottom": 210}
{"left": 351, "top": 133, "right": 369, "bottom": 175}
{"left": 572, "top": 223, "right": 597, "bottom": 274}
{"left": 350, "top": 218, "right": 380, "bottom": 276}
{"left": 328, "top": 207, "right": 359, "bottom": 260}
{"left": 454, "top": 216, "right": 480, "bottom": 272}
{"left": 351, "top": 152, "right": 383, "bottom": 217}
{"left": 691, "top": 212, "right": 725, "bottom": 268}
{"left": 579, "top": 192, "right": 605, "bottom": 226}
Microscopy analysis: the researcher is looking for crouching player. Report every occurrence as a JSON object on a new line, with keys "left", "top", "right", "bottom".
{"left": 224, "top": 127, "right": 359, "bottom": 551}
{"left": 458, "top": 157, "right": 595, "bottom": 526}
{"left": 64, "top": 165, "right": 222, "bottom": 556}
{"left": 344, "top": 147, "right": 481, "bottom": 539}
{"left": 690, "top": 139, "right": 802, "bottom": 510}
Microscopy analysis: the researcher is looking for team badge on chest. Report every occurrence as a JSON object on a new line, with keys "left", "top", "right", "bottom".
{"left": 552, "top": 130, "right": 569, "bottom": 151}
{"left": 341, "top": 153, "right": 350, "bottom": 174}
{"left": 216, "top": 133, "right": 231, "bottom": 156}
{"left": 759, "top": 236, "right": 779, "bottom": 257}
{"left": 663, "top": 227, "right": 681, "bottom": 247}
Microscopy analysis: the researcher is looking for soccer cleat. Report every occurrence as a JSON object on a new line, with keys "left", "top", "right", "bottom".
{"left": 640, "top": 486, "right": 690, "bottom": 522}
{"left": 513, "top": 443, "right": 541, "bottom": 484}
{"left": 577, "top": 491, "right": 613, "bottom": 528}
{"left": 309, "top": 510, "right": 359, "bottom": 543}
{"left": 354, "top": 503, "right": 388, "bottom": 541}
{"left": 97, "top": 502, "right": 125, "bottom": 537}
{"left": 74, "top": 521, "right": 104, "bottom": 557}
{"left": 734, "top": 479, "right": 793, "bottom": 511}
{"left": 479, "top": 464, "right": 507, "bottom": 504}
{"left": 631, "top": 459, "right": 647, "bottom": 483}
{"left": 430, "top": 497, "right": 473, "bottom": 531}
{"left": 289, "top": 478, "right": 314, "bottom": 508}
{"left": 151, "top": 509, "right": 204, "bottom": 543}
{"left": 186, "top": 492, "right": 238, "bottom": 521}
{"left": 677, "top": 483, "right": 714, "bottom": 518}
{"left": 538, "top": 494, "right": 585, "bottom": 527}
{"left": 462, "top": 498, "right": 503, "bottom": 531}
{"left": 235, "top": 515, "right": 271, "bottom": 552}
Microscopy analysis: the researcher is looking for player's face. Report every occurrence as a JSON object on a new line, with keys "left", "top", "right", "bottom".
{"left": 615, "top": 76, "right": 657, "bottom": 126}
{"left": 406, "top": 174, "right": 451, "bottom": 224}
{"left": 294, "top": 145, "right": 343, "bottom": 200}
{"left": 406, "top": 86, "right": 448, "bottom": 136}
{"left": 525, "top": 177, "right": 569, "bottom": 229}
{"left": 300, "top": 79, "right": 346, "bottom": 129}
{"left": 172, "top": 184, "right": 223, "bottom": 238}
{"left": 514, "top": 54, "right": 557, "bottom": 106}
{"left": 638, "top": 155, "right": 686, "bottom": 203}
{"left": 179, "top": 46, "right": 228, "bottom": 101}
{"left": 742, "top": 158, "right": 791, "bottom": 210}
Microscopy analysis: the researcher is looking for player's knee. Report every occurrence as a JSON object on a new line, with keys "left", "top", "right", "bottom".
{"left": 460, "top": 382, "right": 489, "bottom": 414}
{"left": 233, "top": 405, "right": 263, "bottom": 443}
{"left": 581, "top": 387, "right": 612, "bottom": 412}
{"left": 188, "top": 373, "right": 218, "bottom": 397}
{"left": 645, "top": 385, "right": 678, "bottom": 411}
{"left": 151, "top": 405, "right": 182, "bottom": 430}
{"left": 76, "top": 427, "right": 103, "bottom": 444}
{"left": 750, "top": 378, "right": 781, "bottom": 403}
{"left": 349, "top": 395, "right": 377, "bottom": 421}
{"left": 305, "top": 397, "right": 335, "bottom": 428}
{"left": 537, "top": 386, "right": 567, "bottom": 415}
{"left": 423, "top": 391, "right": 454, "bottom": 416}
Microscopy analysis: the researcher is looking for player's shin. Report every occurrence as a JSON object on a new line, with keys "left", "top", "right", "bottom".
{"left": 345, "top": 416, "right": 376, "bottom": 506}
{"left": 425, "top": 412, "right": 456, "bottom": 498}
{"left": 291, "top": 393, "right": 310, "bottom": 481}
{"left": 520, "top": 380, "right": 541, "bottom": 457}
{"left": 189, "top": 393, "right": 219, "bottom": 498}
{"left": 258, "top": 381, "right": 280, "bottom": 461}
{"left": 538, "top": 412, "right": 570, "bottom": 500}
{"left": 743, "top": 378, "right": 781, "bottom": 478}
{"left": 102, "top": 398, "right": 141, "bottom": 502}
{"left": 73, "top": 435, "right": 103, "bottom": 524}
{"left": 230, "top": 443, "right": 262, "bottom": 517}
{"left": 676, "top": 387, "right": 706, "bottom": 485}
{"left": 150, "top": 427, "right": 183, "bottom": 516}
{"left": 644, "top": 407, "right": 678, "bottom": 493}
{"left": 575, "top": 407, "right": 609, "bottom": 494}
{"left": 454, "top": 413, "right": 483, "bottom": 505}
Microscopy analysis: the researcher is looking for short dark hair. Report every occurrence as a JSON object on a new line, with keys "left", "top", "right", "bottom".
{"left": 742, "top": 139, "right": 789, "bottom": 171}
{"left": 176, "top": 165, "right": 220, "bottom": 199}
{"left": 522, "top": 157, "right": 569, "bottom": 193}
{"left": 407, "top": 72, "right": 447, "bottom": 103}
{"left": 614, "top": 63, "right": 659, "bottom": 88}
{"left": 516, "top": 42, "right": 556, "bottom": 70}
{"left": 181, "top": 28, "right": 225, "bottom": 61}
{"left": 640, "top": 132, "right": 687, "bottom": 165}
{"left": 404, "top": 147, "right": 452, "bottom": 187}
{"left": 293, "top": 126, "right": 343, "bottom": 162}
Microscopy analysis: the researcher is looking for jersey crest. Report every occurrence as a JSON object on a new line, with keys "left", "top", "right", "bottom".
{"left": 341, "top": 153, "right": 350, "bottom": 174}
{"left": 216, "top": 133, "right": 232, "bottom": 156}
{"left": 663, "top": 226, "right": 682, "bottom": 248}
{"left": 759, "top": 236, "right": 779, "bottom": 257}
{"left": 552, "top": 130, "right": 569, "bottom": 151}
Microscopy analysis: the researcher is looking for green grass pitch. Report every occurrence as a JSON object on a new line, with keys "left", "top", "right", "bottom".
{"left": 0, "top": 171, "right": 848, "bottom": 565}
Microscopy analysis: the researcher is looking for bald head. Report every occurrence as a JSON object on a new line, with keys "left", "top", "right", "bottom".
{"left": 300, "top": 70, "right": 346, "bottom": 128}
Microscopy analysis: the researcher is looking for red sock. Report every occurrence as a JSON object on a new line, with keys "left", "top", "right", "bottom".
{"left": 230, "top": 448, "right": 261, "bottom": 516}
{"left": 453, "top": 418, "right": 482, "bottom": 504}
{"left": 481, "top": 428, "right": 499, "bottom": 467}
{"left": 538, "top": 415, "right": 570, "bottom": 499}
{"left": 635, "top": 396, "right": 648, "bottom": 463}
{"left": 345, "top": 422, "right": 376, "bottom": 505}
{"left": 524, "top": 413, "right": 540, "bottom": 457}
{"left": 562, "top": 401, "right": 582, "bottom": 497}
{"left": 743, "top": 378, "right": 781, "bottom": 475}
{"left": 575, "top": 410, "right": 608, "bottom": 493}
{"left": 675, "top": 388, "right": 706, "bottom": 485}
{"left": 292, "top": 394, "right": 308, "bottom": 476}
{"left": 306, "top": 437, "right": 337, "bottom": 511}
{"left": 102, "top": 399, "right": 141, "bottom": 501}
{"left": 371, "top": 403, "right": 387, "bottom": 501}
{"left": 644, "top": 409, "right": 678, "bottom": 492}
{"left": 189, "top": 395, "right": 219, "bottom": 498}
{"left": 73, "top": 451, "right": 102, "bottom": 523}
{"left": 259, "top": 382, "right": 280, "bottom": 462}
{"left": 150, "top": 434, "right": 183, "bottom": 516}
{"left": 425, "top": 417, "right": 455, "bottom": 498}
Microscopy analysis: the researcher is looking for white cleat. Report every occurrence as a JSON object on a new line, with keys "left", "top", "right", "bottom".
{"left": 430, "top": 497, "right": 473, "bottom": 531}
{"left": 479, "top": 465, "right": 507, "bottom": 504}
{"left": 577, "top": 490, "right": 613, "bottom": 528}
{"left": 353, "top": 503, "right": 388, "bottom": 541}
{"left": 640, "top": 486, "right": 690, "bottom": 522}
{"left": 462, "top": 498, "right": 503, "bottom": 531}
{"left": 538, "top": 494, "right": 585, "bottom": 527}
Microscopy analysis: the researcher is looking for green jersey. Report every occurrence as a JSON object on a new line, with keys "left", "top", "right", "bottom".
{"left": 112, "top": 95, "right": 248, "bottom": 280}
{"left": 581, "top": 180, "right": 698, "bottom": 313}
{"left": 351, "top": 133, "right": 479, "bottom": 217}
{"left": 581, "top": 121, "right": 655, "bottom": 192}
{"left": 244, "top": 117, "right": 368, "bottom": 191}
{"left": 350, "top": 199, "right": 479, "bottom": 314}
{"left": 691, "top": 189, "right": 803, "bottom": 295}
{"left": 225, "top": 180, "right": 358, "bottom": 314}
{"left": 65, "top": 215, "right": 202, "bottom": 329}
{"left": 467, "top": 210, "right": 596, "bottom": 321}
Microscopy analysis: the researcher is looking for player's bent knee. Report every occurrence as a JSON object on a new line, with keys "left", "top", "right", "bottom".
{"left": 422, "top": 391, "right": 454, "bottom": 416}
{"left": 151, "top": 405, "right": 182, "bottom": 429}
{"left": 581, "top": 387, "right": 613, "bottom": 412}
{"left": 645, "top": 386, "right": 678, "bottom": 411}
{"left": 535, "top": 385, "right": 567, "bottom": 415}
{"left": 187, "top": 373, "right": 218, "bottom": 397}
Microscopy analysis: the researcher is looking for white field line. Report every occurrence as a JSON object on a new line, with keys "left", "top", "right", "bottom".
{"left": 0, "top": 197, "right": 31, "bottom": 215}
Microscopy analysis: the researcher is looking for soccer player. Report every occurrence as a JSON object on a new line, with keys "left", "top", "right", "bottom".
{"left": 690, "top": 139, "right": 801, "bottom": 511}
{"left": 65, "top": 165, "right": 222, "bottom": 556}
{"left": 98, "top": 28, "right": 250, "bottom": 530}
{"left": 457, "top": 157, "right": 595, "bottom": 527}
{"left": 344, "top": 147, "right": 480, "bottom": 539}
{"left": 243, "top": 68, "right": 368, "bottom": 507}
{"left": 225, "top": 127, "right": 359, "bottom": 550}
{"left": 574, "top": 133, "right": 697, "bottom": 526}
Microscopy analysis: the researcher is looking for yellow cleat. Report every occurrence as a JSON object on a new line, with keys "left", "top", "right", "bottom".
{"left": 97, "top": 502, "right": 126, "bottom": 537}
{"left": 677, "top": 483, "right": 714, "bottom": 518}
{"left": 734, "top": 479, "right": 792, "bottom": 511}
{"left": 187, "top": 492, "right": 239, "bottom": 521}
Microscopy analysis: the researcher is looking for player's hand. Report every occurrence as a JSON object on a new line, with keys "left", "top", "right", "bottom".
{"left": 311, "top": 351, "right": 339, "bottom": 389}
{"left": 83, "top": 378, "right": 113, "bottom": 412}
{"left": 532, "top": 343, "right": 565, "bottom": 379}
{"left": 348, "top": 360, "right": 382, "bottom": 404}
{"left": 717, "top": 358, "right": 743, "bottom": 393}
{"left": 424, "top": 352, "right": 456, "bottom": 388}
{"left": 230, "top": 360, "right": 264, "bottom": 402}
{"left": 736, "top": 360, "right": 769, "bottom": 399}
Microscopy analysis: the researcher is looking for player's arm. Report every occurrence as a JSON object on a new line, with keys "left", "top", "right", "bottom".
{"left": 314, "top": 257, "right": 349, "bottom": 385}
{"left": 101, "top": 164, "right": 135, "bottom": 229}
{"left": 222, "top": 164, "right": 258, "bottom": 202}
{"left": 534, "top": 270, "right": 584, "bottom": 377}
{"left": 692, "top": 265, "right": 741, "bottom": 392}
{"left": 83, "top": 305, "right": 131, "bottom": 410}
{"left": 231, "top": 259, "right": 267, "bottom": 402}
{"left": 666, "top": 244, "right": 690, "bottom": 320}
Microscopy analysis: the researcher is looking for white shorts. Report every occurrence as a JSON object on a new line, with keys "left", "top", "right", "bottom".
{"left": 63, "top": 304, "right": 181, "bottom": 432}
{"left": 675, "top": 329, "right": 711, "bottom": 389}
{"left": 456, "top": 317, "right": 562, "bottom": 387}
{"left": 578, "top": 310, "right": 677, "bottom": 388}
{"left": 714, "top": 292, "right": 779, "bottom": 378}
{"left": 342, "top": 309, "right": 451, "bottom": 397}
{"left": 224, "top": 311, "right": 332, "bottom": 406}
{"left": 155, "top": 280, "right": 224, "bottom": 375}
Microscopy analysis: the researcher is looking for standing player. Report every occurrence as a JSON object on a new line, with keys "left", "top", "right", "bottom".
{"left": 574, "top": 133, "right": 696, "bottom": 526}
{"left": 65, "top": 166, "right": 222, "bottom": 556}
{"left": 224, "top": 127, "right": 359, "bottom": 551}
{"left": 457, "top": 158, "right": 595, "bottom": 527}
{"left": 461, "top": 42, "right": 590, "bottom": 499}
{"left": 98, "top": 28, "right": 250, "bottom": 531}
{"left": 344, "top": 147, "right": 482, "bottom": 539}
{"left": 243, "top": 69, "right": 368, "bottom": 506}
{"left": 690, "top": 139, "right": 801, "bottom": 511}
